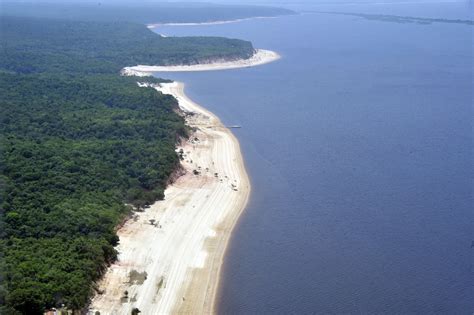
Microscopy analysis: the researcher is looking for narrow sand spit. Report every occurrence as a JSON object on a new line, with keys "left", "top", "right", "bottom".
{"left": 89, "top": 82, "right": 250, "bottom": 314}
{"left": 121, "top": 49, "right": 280, "bottom": 75}
{"left": 146, "top": 16, "right": 276, "bottom": 28}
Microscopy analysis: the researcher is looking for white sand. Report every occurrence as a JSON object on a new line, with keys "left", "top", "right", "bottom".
{"left": 146, "top": 16, "right": 276, "bottom": 29}
{"left": 121, "top": 49, "right": 280, "bottom": 76}
{"left": 89, "top": 82, "right": 250, "bottom": 314}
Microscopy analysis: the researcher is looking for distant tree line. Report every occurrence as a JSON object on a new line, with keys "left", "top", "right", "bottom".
{"left": 1, "top": 2, "right": 294, "bottom": 25}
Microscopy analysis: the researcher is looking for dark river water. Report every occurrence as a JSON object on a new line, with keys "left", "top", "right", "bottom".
{"left": 153, "top": 2, "right": 473, "bottom": 313}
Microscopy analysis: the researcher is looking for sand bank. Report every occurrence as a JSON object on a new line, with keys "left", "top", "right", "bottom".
{"left": 121, "top": 49, "right": 280, "bottom": 76}
{"left": 147, "top": 16, "right": 276, "bottom": 29}
{"left": 89, "top": 81, "right": 250, "bottom": 314}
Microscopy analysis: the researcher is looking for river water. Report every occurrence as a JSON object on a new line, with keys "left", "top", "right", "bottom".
{"left": 153, "top": 2, "right": 472, "bottom": 313}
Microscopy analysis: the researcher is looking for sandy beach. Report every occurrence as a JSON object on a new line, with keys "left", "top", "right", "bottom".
{"left": 90, "top": 49, "right": 280, "bottom": 314}
{"left": 89, "top": 81, "right": 250, "bottom": 314}
{"left": 146, "top": 16, "right": 276, "bottom": 29}
{"left": 121, "top": 49, "right": 280, "bottom": 76}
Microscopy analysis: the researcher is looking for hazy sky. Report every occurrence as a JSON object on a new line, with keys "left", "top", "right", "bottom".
{"left": 1, "top": 0, "right": 471, "bottom": 17}
{"left": 2, "top": 0, "right": 469, "bottom": 4}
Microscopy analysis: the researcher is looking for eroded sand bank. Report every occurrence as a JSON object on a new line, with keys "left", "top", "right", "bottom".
{"left": 89, "top": 82, "right": 250, "bottom": 314}
{"left": 121, "top": 49, "right": 280, "bottom": 75}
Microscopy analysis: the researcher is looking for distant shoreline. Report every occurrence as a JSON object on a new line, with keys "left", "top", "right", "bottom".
{"left": 146, "top": 16, "right": 277, "bottom": 28}
{"left": 122, "top": 49, "right": 280, "bottom": 75}
{"left": 308, "top": 11, "right": 474, "bottom": 26}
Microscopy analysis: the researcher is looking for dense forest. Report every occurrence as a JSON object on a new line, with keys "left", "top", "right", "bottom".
{"left": 1, "top": 2, "right": 294, "bottom": 24}
{"left": 0, "top": 11, "right": 258, "bottom": 314}
{"left": 1, "top": 16, "right": 256, "bottom": 75}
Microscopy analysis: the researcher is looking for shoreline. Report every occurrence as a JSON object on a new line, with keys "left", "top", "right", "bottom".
{"left": 146, "top": 16, "right": 277, "bottom": 29}
{"left": 163, "top": 83, "right": 252, "bottom": 315}
{"left": 121, "top": 49, "right": 280, "bottom": 75}
{"left": 89, "top": 81, "right": 251, "bottom": 314}
{"left": 90, "top": 52, "right": 279, "bottom": 314}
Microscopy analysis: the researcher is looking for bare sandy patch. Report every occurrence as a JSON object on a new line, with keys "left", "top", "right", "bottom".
{"left": 89, "top": 82, "right": 250, "bottom": 315}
